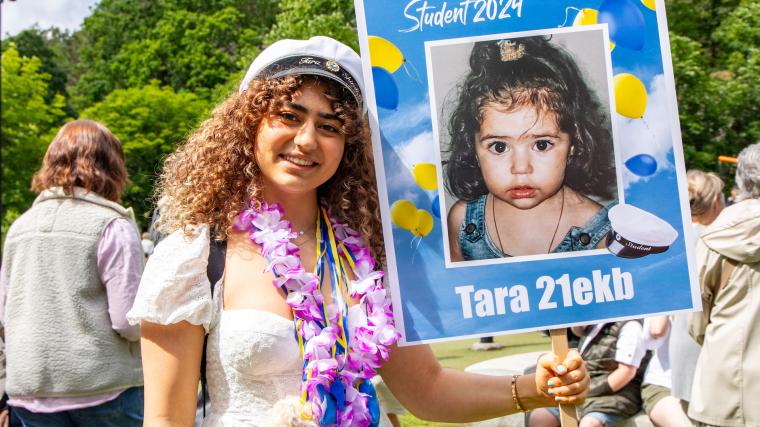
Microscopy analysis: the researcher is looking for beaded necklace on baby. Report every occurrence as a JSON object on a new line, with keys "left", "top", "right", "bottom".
{"left": 235, "top": 202, "right": 399, "bottom": 426}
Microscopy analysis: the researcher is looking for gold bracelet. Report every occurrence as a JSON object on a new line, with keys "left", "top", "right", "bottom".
{"left": 511, "top": 374, "right": 526, "bottom": 412}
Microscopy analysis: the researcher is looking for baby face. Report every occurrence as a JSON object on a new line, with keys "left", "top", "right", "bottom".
{"left": 475, "top": 104, "right": 571, "bottom": 210}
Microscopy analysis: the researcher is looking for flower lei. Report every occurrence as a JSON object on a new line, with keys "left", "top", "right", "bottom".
{"left": 234, "top": 201, "right": 400, "bottom": 426}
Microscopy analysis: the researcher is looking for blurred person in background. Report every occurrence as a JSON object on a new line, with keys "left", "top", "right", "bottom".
{"left": 530, "top": 321, "right": 649, "bottom": 427}
{"left": 141, "top": 232, "right": 155, "bottom": 259}
{"left": 639, "top": 316, "right": 691, "bottom": 427}
{"left": 668, "top": 169, "right": 725, "bottom": 412}
{"left": 689, "top": 143, "right": 760, "bottom": 426}
{"left": 0, "top": 120, "right": 144, "bottom": 426}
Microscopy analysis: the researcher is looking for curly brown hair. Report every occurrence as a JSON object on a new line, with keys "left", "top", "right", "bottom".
{"left": 32, "top": 119, "right": 127, "bottom": 202}
{"left": 157, "top": 75, "right": 385, "bottom": 262}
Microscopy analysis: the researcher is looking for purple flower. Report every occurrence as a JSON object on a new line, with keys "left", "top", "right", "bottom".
{"left": 241, "top": 202, "right": 399, "bottom": 423}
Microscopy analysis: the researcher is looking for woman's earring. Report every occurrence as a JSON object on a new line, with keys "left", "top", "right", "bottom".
{"left": 569, "top": 146, "right": 576, "bottom": 157}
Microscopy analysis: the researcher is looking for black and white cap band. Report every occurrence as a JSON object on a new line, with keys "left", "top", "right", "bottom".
{"left": 258, "top": 55, "right": 363, "bottom": 108}
{"left": 605, "top": 230, "right": 669, "bottom": 258}
{"left": 605, "top": 204, "right": 679, "bottom": 259}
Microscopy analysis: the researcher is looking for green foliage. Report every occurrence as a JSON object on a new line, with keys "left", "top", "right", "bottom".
{"left": 667, "top": 0, "right": 760, "bottom": 175}
{"left": 109, "top": 7, "right": 261, "bottom": 95}
{"left": 664, "top": 0, "right": 741, "bottom": 57}
{"left": 70, "top": 0, "right": 166, "bottom": 110}
{"left": 265, "top": 0, "right": 358, "bottom": 51}
{"left": 669, "top": 33, "right": 725, "bottom": 170}
{"left": 2, "top": 28, "right": 68, "bottom": 103}
{"left": 79, "top": 82, "right": 210, "bottom": 228}
{"left": 70, "top": 0, "right": 278, "bottom": 109}
{"left": 1, "top": 45, "right": 66, "bottom": 239}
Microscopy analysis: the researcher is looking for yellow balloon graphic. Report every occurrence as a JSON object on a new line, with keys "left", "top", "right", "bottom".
{"left": 390, "top": 200, "right": 417, "bottom": 230}
{"left": 573, "top": 8, "right": 598, "bottom": 26}
{"left": 641, "top": 0, "right": 656, "bottom": 10}
{"left": 412, "top": 163, "right": 438, "bottom": 191}
{"left": 413, "top": 209, "right": 434, "bottom": 238}
{"left": 368, "top": 36, "right": 404, "bottom": 74}
{"left": 614, "top": 73, "right": 648, "bottom": 119}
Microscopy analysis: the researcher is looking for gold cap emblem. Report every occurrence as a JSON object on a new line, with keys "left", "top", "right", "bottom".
{"left": 326, "top": 60, "right": 340, "bottom": 72}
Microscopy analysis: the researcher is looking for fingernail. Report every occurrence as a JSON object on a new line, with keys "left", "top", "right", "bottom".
{"left": 556, "top": 364, "right": 567, "bottom": 374}
{"left": 548, "top": 389, "right": 554, "bottom": 395}
{"left": 548, "top": 380, "right": 555, "bottom": 387}
{"left": 555, "top": 396, "right": 561, "bottom": 402}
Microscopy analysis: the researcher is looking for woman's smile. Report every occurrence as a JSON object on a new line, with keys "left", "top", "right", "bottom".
{"left": 280, "top": 153, "right": 318, "bottom": 168}
{"left": 255, "top": 82, "right": 346, "bottom": 197}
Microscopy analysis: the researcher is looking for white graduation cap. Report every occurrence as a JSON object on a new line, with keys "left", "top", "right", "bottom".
{"left": 606, "top": 204, "right": 679, "bottom": 259}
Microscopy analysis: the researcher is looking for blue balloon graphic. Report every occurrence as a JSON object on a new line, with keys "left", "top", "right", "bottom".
{"left": 431, "top": 194, "right": 441, "bottom": 218}
{"left": 599, "top": 0, "right": 646, "bottom": 50}
{"left": 372, "top": 67, "right": 399, "bottom": 110}
{"left": 625, "top": 154, "right": 657, "bottom": 176}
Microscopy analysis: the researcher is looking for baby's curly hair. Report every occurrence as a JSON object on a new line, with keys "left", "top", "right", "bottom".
{"left": 157, "top": 75, "right": 384, "bottom": 263}
{"left": 445, "top": 36, "right": 616, "bottom": 202}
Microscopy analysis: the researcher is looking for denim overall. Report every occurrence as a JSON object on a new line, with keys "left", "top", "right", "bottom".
{"left": 459, "top": 194, "right": 616, "bottom": 260}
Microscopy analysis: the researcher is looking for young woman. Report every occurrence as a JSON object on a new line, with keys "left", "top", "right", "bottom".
{"left": 445, "top": 36, "right": 617, "bottom": 260}
{"left": 2, "top": 120, "right": 144, "bottom": 425}
{"left": 128, "top": 36, "right": 590, "bottom": 426}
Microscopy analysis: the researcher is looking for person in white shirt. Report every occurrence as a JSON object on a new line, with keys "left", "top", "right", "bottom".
{"left": 640, "top": 315, "right": 691, "bottom": 427}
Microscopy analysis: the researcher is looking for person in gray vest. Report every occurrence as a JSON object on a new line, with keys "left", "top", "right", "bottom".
{"left": 0, "top": 120, "right": 144, "bottom": 426}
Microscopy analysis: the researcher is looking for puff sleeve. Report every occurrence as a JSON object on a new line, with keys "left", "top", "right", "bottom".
{"left": 127, "top": 225, "right": 213, "bottom": 332}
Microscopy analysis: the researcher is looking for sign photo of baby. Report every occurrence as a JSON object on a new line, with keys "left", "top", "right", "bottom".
{"left": 426, "top": 26, "right": 623, "bottom": 265}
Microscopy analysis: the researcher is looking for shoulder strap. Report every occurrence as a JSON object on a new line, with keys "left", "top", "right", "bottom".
{"left": 207, "top": 239, "right": 227, "bottom": 292}
{"left": 200, "top": 238, "right": 226, "bottom": 417}
{"left": 719, "top": 257, "right": 738, "bottom": 292}
{"left": 689, "top": 255, "right": 738, "bottom": 345}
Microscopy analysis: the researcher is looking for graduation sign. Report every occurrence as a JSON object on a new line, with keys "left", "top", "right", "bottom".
{"left": 354, "top": 0, "right": 698, "bottom": 344}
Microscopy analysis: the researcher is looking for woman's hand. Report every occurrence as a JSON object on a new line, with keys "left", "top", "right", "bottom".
{"left": 535, "top": 350, "right": 588, "bottom": 405}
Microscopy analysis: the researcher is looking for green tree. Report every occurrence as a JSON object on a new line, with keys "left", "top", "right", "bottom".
{"left": 712, "top": 3, "right": 760, "bottom": 152}
{"left": 669, "top": 33, "right": 726, "bottom": 170}
{"left": 70, "top": 0, "right": 278, "bottom": 109}
{"left": 1, "top": 45, "right": 66, "bottom": 238}
{"left": 667, "top": 1, "right": 760, "bottom": 172}
{"left": 79, "top": 82, "right": 210, "bottom": 227}
{"left": 70, "top": 0, "right": 166, "bottom": 109}
{"left": 2, "top": 28, "right": 69, "bottom": 103}
{"left": 664, "top": 0, "right": 741, "bottom": 61}
{"left": 265, "top": 0, "right": 358, "bottom": 51}
{"left": 110, "top": 7, "right": 262, "bottom": 97}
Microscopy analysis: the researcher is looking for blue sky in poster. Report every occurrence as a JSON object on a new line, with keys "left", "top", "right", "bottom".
{"left": 357, "top": 0, "right": 697, "bottom": 344}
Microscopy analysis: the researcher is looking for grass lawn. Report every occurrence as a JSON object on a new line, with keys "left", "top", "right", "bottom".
{"left": 396, "top": 332, "right": 552, "bottom": 426}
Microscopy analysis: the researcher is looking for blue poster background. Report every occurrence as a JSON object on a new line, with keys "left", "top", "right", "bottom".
{"left": 354, "top": 0, "right": 698, "bottom": 344}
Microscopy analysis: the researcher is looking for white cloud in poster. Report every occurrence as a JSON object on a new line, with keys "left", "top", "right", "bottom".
{"left": 396, "top": 130, "right": 436, "bottom": 170}
{"left": 382, "top": 100, "right": 432, "bottom": 142}
{"left": 615, "top": 74, "right": 675, "bottom": 187}
{"left": 385, "top": 130, "right": 437, "bottom": 208}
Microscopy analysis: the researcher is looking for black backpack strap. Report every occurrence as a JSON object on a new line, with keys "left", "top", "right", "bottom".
{"left": 200, "top": 238, "right": 226, "bottom": 417}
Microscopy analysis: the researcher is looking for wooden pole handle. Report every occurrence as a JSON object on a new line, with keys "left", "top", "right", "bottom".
{"left": 549, "top": 329, "right": 579, "bottom": 427}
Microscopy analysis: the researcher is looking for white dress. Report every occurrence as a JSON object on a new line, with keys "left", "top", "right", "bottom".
{"left": 128, "top": 226, "right": 392, "bottom": 426}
